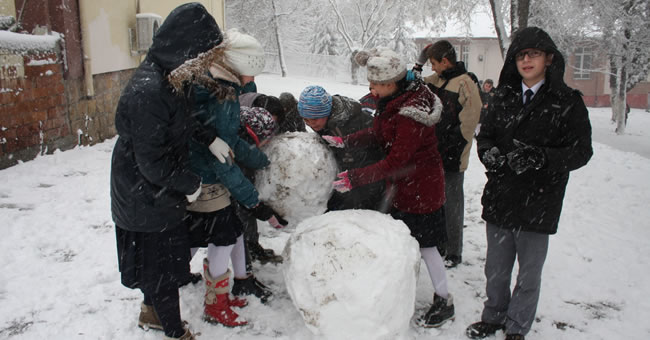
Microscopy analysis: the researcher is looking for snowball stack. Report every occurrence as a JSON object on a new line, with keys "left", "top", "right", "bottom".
{"left": 255, "top": 132, "right": 338, "bottom": 225}
{"left": 283, "top": 210, "right": 421, "bottom": 340}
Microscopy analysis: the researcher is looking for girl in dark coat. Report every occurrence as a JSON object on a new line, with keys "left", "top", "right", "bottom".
{"left": 324, "top": 47, "right": 454, "bottom": 328}
{"left": 466, "top": 27, "right": 593, "bottom": 340}
{"left": 110, "top": 4, "right": 231, "bottom": 339}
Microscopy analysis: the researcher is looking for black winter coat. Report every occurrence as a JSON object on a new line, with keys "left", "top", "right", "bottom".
{"left": 111, "top": 3, "right": 222, "bottom": 232}
{"left": 318, "top": 95, "right": 385, "bottom": 211}
{"left": 477, "top": 27, "right": 593, "bottom": 234}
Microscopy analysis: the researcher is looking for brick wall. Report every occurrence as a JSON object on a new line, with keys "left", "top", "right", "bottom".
{"left": 0, "top": 49, "right": 134, "bottom": 169}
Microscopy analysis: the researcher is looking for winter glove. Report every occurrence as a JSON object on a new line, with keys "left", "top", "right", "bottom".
{"left": 481, "top": 146, "right": 506, "bottom": 172}
{"left": 332, "top": 171, "right": 352, "bottom": 193}
{"left": 250, "top": 202, "right": 288, "bottom": 227}
{"left": 413, "top": 44, "right": 431, "bottom": 71}
{"left": 506, "top": 139, "right": 546, "bottom": 174}
{"left": 186, "top": 184, "right": 202, "bottom": 203}
{"left": 267, "top": 215, "right": 286, "bottom": 229}
{"left": 208, "top": 137, "right": 234, "bottom": 165}
{"left": 322, "top": 135, "right": 345, "bottom": 148}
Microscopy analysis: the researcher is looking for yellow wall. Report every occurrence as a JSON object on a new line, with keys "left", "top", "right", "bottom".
{"left": 78, "top": 0, "right": 225, "bottom": 75}
{"left": 0, "top": 0, "right": 16, "bottom": 17}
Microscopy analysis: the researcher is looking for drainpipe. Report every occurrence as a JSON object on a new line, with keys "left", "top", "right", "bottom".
{"left": 77, "top": 0, "right": 94, "bottom": 97}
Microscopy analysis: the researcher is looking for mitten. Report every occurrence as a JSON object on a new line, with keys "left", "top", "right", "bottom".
{"left": 414, "top": 44, "right": 431, "bottom": 69}
{"left": 481, "top": 146, "right": 506, "bottom": 171}
{"left": 332, "top": 171, "right": 352, "bottom": 193}
{"left": 267, "top": 215, "right": 287, "bottom": 229}
{"left": 250, "top": 202, "right": 288, "bottom": 227}
{"left": 322, "top": 135, "right": 345, "bottom": 148}
{"left": 506, "top": 139, "right": 546, "bottom": 174}
{"left": 208, "top": 137, "right": 234, "bottom": 164}
{"left": 186, "top": 184, "right": 202, "bottom": 203}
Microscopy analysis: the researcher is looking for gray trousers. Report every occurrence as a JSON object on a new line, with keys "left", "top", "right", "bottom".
{"left": 443, "top": 171, "right": 465, "bottom": 258}
{"left": 481, "top": 223, "right": 549, "bottom": 335}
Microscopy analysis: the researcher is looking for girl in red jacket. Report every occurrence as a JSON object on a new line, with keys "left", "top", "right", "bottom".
{"left": 324, "top": 47, "right": 454, "bottom": 328}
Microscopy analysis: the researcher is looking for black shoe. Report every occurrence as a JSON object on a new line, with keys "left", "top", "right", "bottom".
{"left": 466, "top": 321, "right": 506, "bottom": 339}
{"left": 505, "top": 334, "right": 525, "bottom": 340}
{"left": 417, "top": 294, "right": 455, "bottom": 328}
{"left": 444, "top": 255, "right": 462, "bottom": 268}
{"left": 178, "top": 272, "right": 202, "bottom": 287}
{"left": 249, "top": 242, "right": 283, "bottom": 264}
{"left": 232, "top": 275, "right": 273, "bottom": 303}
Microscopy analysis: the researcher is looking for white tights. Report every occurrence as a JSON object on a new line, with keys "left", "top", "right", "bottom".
{"left": 420, "top": 247, "right": 449, "bottom": 299}
{"left": 193, "top": 235, "right": 248, "bottom": 279}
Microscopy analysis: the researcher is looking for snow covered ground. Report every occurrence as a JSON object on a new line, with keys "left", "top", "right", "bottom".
{"left": 0, "top": 73, "right": 649, "bottom": 339}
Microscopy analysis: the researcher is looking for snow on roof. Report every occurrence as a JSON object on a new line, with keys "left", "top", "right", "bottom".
{"left": 0, "top": 30, "right": 61, "bottom": 53}
{"left": 415, "top": 10, "right": 497, "bottom": 38}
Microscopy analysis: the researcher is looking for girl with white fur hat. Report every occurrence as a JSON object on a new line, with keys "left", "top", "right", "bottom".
{"left": 171, "top": 28, "right": 287, "bottom": 327}
{"left": 323, "top": 46, "right": 456, "bottom": 329}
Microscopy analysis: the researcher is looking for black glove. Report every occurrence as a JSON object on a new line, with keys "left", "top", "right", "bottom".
{"left": 506, "top": 139, "right": 546, "bottom": 174}
{"left": 481, "top": 146, "right": 506, "bottom": 172}
{"left": 250, "top": 202, "right": 288, "bottom": 226}
{"left": 415, "top": 44, "right": 431, "bottom": 68}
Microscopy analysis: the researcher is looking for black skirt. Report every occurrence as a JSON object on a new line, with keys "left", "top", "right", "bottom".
{"left": 186, "top": 205, "right": 244, "bottom": 247}
{"left": 391, "top": 207, "right": 447, "bottom": 248}
{"left": 115, "top": 223, "right": 190, "bottom": 294}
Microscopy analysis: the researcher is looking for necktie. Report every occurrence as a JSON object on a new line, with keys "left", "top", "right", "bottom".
{"left": 524, "top": 89, "right": 534, "bottom": 106}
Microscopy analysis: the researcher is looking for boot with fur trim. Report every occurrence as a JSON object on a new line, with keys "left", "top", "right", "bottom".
{"left": 202, "top": 259, "right": 248, "bottom": 308}
{"left": 203, "top": 259, "right": 248, "bottom": 327}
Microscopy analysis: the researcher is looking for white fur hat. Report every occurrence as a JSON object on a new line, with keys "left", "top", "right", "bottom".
{"left": 355, "top": 47, "right": 407, "bottom": 84}
{"left": 224, "top": 28, "right": 265, "bottom": 76}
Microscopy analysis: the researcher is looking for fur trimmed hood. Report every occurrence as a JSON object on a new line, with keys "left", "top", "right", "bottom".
{"left": 396, "top": 83, "right": 442, "bottom": 127}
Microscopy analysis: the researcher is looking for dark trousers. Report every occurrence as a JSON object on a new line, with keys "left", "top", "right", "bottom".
{"left": 481, "top": 223, "right": 549, "bottom": 335}
{"left": 143, "top": 288, "right": 184, "bottom": 337}
{"left": 443, "top": 171, "right": 465, "bottom": 258}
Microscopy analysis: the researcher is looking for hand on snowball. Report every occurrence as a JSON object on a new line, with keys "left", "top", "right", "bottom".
{"left": 186, "top": 183, "right": 202, "bottom": 203}
{"left": 322, "top": 135, "right": 345, "bottom": 148}
{"left": 208, "top": 137, "right": 234, "bottom": 165}
{"left": 333, "top": 170, "right": 352, "bottom": 193}
{"left": 250, "top": 202, "right": 288, "bottom": 228}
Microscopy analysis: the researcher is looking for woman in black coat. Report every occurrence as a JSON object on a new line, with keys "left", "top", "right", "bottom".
{"left": 466, "top": 27, "right": 593, "bottom": 340}
{"left": 110, "top": 4, "right": 229, "bottom": 339}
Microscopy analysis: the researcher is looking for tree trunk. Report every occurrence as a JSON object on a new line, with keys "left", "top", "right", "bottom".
{"left": 350, "top": 50, "right": 359, "bottom": 85}
{"left": 511, "top": 0, "right": 530, "bottom": 33}
{"left": 489, "top": 0, "right": 509, "bottom": 58}
{"left": 271, "top": 0, "right": 287, "bottom": 77}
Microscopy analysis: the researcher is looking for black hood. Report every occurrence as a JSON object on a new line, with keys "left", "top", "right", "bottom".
{"left": 498, "top": 27, "right": 566, "bottom": 90}
{"left": 147, "top": 3, "right": 223, "bottom": 72}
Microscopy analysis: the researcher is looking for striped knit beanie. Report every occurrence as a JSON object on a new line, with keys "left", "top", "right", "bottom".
{"left": 297, "top": 85, "right": 332, "bottom": 119}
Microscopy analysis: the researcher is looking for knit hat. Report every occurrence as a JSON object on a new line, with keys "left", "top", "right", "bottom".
{"left": 297, "top": 85, "right": 333, "bottom": 119}
{"left": 355, "top": 47, "right": 407, "bottom": 84}
{"left": 223, "top": 28, "right": 265, "bottom": 76}
{"left": 240, "top": 106, "right": 277, "bottom": 142}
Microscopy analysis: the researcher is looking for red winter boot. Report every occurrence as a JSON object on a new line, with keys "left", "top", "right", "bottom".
{"left": 203, "top": 260, "right": 248, "bottom": 327}
{"left": 202, "top": 259, "right": 248, "bottom": 308}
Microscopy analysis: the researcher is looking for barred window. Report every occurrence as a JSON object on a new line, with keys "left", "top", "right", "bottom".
{"left": 573, "top": 47, "right": 592, "bottom": 80}
{"left": 461, "top": 45, "right": 470, "bottom": 65}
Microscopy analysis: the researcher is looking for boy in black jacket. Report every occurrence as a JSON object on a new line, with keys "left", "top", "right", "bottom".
{"left": 466, "top": 27, "right": 593, "bottom": 340}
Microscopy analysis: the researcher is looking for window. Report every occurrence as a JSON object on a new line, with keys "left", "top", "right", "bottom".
{"left": 573, "top": 47, "right": 592, "bottom": 80}
{"left": 461, "top": 45, "right": 470, "bottom": 65}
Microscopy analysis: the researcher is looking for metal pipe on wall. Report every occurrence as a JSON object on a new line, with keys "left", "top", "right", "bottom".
{"left": 76, "top": 0, "right": 94, "bottom": 97}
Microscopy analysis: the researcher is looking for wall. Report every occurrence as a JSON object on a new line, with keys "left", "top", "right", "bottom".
{"left": 0, "top": 36, "right": 133, "bottom": 169}
{"left": 0, "top": 0, "right": 15, "bottom": 17}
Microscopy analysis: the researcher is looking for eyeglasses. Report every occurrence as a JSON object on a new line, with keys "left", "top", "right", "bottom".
{"left": 515, "top": 49, "right": 544, "bottom": 61}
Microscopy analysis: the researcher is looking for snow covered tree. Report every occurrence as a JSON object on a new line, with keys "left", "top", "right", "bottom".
{"left": 226, "top": 0, "right": 307, "bottom": 77}
{"left": 587, "top": 0, "right": 650, "bottom": 134}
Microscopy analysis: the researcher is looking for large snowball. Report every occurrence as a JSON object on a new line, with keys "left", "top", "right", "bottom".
{"left": 255, "top": 132, "right": 338, "bottom": 225}
{"left": 283, "top": 210, "right": 421, "bottom": 340}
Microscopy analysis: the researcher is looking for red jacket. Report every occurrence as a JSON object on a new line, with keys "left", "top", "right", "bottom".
{"left": 345, "top": 82, "right": 445, "bottom": 214}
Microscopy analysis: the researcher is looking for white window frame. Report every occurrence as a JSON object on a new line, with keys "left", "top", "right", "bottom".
{"left": 573, "top": 47, "right": 592, "bottom": 80}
